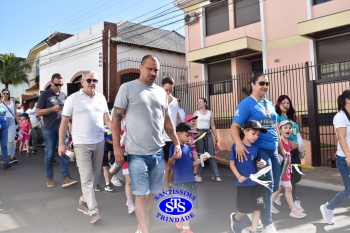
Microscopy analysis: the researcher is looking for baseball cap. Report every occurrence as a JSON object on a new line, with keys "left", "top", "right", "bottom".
{"left": 185, "top": 115, "right": 198, "bottom": 123}
{"left": 176, "top": 122, "right": 199, "bottom": 133}
{"left": 243, "top": 120, "right": 267, "bottom": 133}
{"left": 279, "top": 120, "right": 293, "bottom": 128}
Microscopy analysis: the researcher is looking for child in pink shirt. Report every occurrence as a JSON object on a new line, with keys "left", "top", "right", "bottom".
{"left": 18, "top": 113, "right": 31, "bottom": 156}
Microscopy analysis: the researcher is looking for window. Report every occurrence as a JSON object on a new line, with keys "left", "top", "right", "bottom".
{"left": 235, "top": 0, "right": 260, "bottom": 28}
{"left": 316, "top": 34, "right": 350, "bottom": 79}
{"left": 313, "top": 0, "right": 331, "bottom": 5}
{"left": 208, "top": 60, "right": 232, "bottom": 95}
{"left": 205, "top": 0, "right": 229, "bottom": 36}
{"left": 35, "top": 59, "right": 39, "bottom": 76}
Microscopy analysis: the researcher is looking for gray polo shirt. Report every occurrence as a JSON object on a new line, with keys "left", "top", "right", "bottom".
{"left": 114, "top": 79, "right": 169, "bottom": 155}
{"left": 37, "top": 88, "right": 67, "bottom": 131}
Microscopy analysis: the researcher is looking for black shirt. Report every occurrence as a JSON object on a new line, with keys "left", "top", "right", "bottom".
{"left": 37, "top": 88, "right": 67, "bottom": 131}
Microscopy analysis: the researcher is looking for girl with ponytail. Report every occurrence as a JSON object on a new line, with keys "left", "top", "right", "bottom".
{"left": 321, "top": 90, "right": 350, "bottom": 225}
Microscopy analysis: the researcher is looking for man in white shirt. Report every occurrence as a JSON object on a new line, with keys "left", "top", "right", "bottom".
{"left": 58, "top": 70, "right": 112, "bottom": 224}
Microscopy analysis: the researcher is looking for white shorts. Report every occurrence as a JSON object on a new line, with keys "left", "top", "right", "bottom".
{"left": 280, "top": 180, "right": 292, "bottom": 187}
{"left": 122, "top": 168, "right": 129, "bottom": 175}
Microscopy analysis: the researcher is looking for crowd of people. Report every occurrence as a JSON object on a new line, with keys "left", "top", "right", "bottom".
{"left": 0, "top": 54, "right": 349, "bottom": 233}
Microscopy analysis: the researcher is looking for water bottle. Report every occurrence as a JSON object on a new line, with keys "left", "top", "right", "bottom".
{"left": 109, "top": 162, "right": 122, "bottom": 175}
{"left": 254, "top": 157, "right": 266, "bottom": 179}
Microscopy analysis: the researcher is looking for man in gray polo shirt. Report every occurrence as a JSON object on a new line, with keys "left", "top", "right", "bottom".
{"left": 112, "top": 55, "right": 182, "bottom": 233}
{"left": 37, "top": 73, "right": 78, "bottom": 188}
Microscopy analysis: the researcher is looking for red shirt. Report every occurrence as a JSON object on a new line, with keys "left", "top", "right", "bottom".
{"left": 281, "top": 139, "right": 292, "bottom": 182}
{"left": 20, "top": 121, "right": 31, "bottom": 134}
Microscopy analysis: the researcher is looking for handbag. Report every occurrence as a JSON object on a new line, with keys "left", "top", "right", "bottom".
{"left": 31, "top": 119, "right": 39, "bottom": 128}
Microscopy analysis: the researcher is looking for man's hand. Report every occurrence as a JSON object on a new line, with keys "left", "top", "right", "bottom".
{"left": 58, "top": 143, "right": 67, "bottom": 157}
{"left": 114, "top": 147, "right": 125, "bottom": 166}
{"left": 235, "top": 142, "right": 249, "bottom": 162}
{"left": 52, "top": 105, "right": 63, "bottom": 112}
{"left": 257, "top": 159, "right": 267, "bottom": 168}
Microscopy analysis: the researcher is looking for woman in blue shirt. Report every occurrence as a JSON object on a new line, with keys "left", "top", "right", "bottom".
{"left": 230, "top": 73, "right": 287, "bottom": 233}
{"left": 0, "top": 95, "right": 11, "bottom": 169}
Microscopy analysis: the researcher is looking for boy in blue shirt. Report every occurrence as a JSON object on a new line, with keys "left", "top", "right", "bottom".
{"left": 230, "top": 120, "right": 267, "bottom": 233}
{"left": 169, "top": 122, "right": 208, "bottom": 233}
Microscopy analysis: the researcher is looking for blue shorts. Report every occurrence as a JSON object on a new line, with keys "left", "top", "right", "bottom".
{"left": 128, "top": 149, "right": 165, "bottom": 195}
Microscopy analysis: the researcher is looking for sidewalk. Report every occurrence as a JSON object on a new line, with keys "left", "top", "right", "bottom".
{"left": 217, "top": 150, "right": 344, "bottom": 192}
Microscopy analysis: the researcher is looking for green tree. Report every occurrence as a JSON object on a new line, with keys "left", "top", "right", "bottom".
{"left": 0, "top": 53, "right": 30, "bottom": 89}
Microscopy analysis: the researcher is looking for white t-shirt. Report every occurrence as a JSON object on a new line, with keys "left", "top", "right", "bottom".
{"left": 62, "top": 89, "right": 109, "bottom": 144}
{"left": 334, "top": 110, "right": 350, "bottom": 157}
{"left": 26, "top": 107, "right": 37, "bottom": 125}
{"left": 178, "top": 108, "right": 185, "bottom": 122}
{"left": 196, "top": 110, "right": 211, "bottom": 129}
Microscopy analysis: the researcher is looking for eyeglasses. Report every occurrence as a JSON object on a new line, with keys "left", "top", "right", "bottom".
{"left": 53, "top": 83, "right": 64, "bottom": 87}
{"left": 257, "top": 81, "right": 269, "bottom": 86}
{"left": 84, "top": 79, "right": 98, "bottom": 84}
{"left": 2, "top": 92, "right": 9, "bottom": 95}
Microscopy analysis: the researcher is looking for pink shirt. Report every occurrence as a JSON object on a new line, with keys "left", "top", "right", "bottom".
{"left": 20, "top": 121, "right": 31, "bottom": 134}
{"left": 281, "top": 139, "right": 292, "bottom": 182}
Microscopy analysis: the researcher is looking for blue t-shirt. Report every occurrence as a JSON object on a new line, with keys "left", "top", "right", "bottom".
{"left": 230, "top": 144, "right": 258, "bottom": 186}
{"left": 233, "top": 96, "right": 278, "bottom": 150}
{"left": 277, "top": 114, "right": 299, "bottom": 143}
{"left": 0, "top": 103, "right": 7, "bottom": 128}
{"left": 104, "top": 133, "right": 113, "bottom": 151}
{"left": 169, "top": 144, "right": 195, "bottom": 184}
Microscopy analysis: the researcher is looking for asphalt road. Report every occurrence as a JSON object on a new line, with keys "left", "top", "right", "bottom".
{"left": 0, "top": 148, "right": 349, "bottom": 233}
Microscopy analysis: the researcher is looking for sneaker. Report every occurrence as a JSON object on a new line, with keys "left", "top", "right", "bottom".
{"left": 31, "top": 150, "right": 38, "bottom": 154}
{"left": 26, "top": 153, "right": 30, "bottom": 157}
{"left": 261, "top": 224, "right": 277, "bottom": 233}
{"left": 3, "top": 163, "right": 12, "bottom": 169}
{"left": 104, "top": 183, "right": 114, "bottom": 192}
{"left": 294, "top": 200, "right": 304, "bottom": 212}
{"left": 46, "top": 177, "right": 55, "bottom": 188}
{"left": 272, "top": 205, "right": 280, "bottom": 214}
{"left": 77, "top": 201, "right": 89, "bottom": 215}
{"left": 181, "top": 229, "right": 193, "bottom": 233}
{"left": 111, "top": 176, "right": 122, "bottom": 186}
{"left": 62, "top": 177, "right": 78, "bottom": 188}
{"left": 290, "top": 208, "right": 306, "bottom": 218}
{"left": 230, "top": 212, "right": 242, "bottom": 233}
{"left": 90, "top": 213, "right": 102, "bottom": 224}
{"left": 127, "top": 203, "right": 135, "bottom": 214}
{"left": 274, "top": 193, "right": 283, "bottom": 206}
{"left": 320, "top": 203, "right": 334, "bottom": 225}
{"left": 212, "top": 176, "right": 222, "bottom": 182}
{"left": 95, "top": 183, "right": 102, "bottom": 192}
{"left": 10, "top": 156, "right": 18, "bottom": 164}
{"left": 194, "top": 175, "right": 202, "bottom": 182}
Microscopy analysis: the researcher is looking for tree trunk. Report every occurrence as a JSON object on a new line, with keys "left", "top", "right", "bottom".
{"left": 5, "top": 83, "right": 9, "bottom": 89}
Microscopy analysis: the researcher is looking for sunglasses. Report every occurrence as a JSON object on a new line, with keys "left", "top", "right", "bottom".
{"left": 53, "top": 83, "right": 64, "bottom": 87}
{"left": 85, "top": 79, "right": 98, "bottom": 84}
{"left": 2, "top": 92, "right": 9, "bottom": 95}
{"left": 257, "top": 81, "right": 269, "bottom": 86}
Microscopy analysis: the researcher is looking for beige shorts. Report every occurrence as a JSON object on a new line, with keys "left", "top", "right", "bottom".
{"left": 280, "top": 180, "right": 292, "bottom": 187}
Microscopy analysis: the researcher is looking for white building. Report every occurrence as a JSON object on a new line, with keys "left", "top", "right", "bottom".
{"left": 39, "top": 21, "right": 186, "bottom": 106}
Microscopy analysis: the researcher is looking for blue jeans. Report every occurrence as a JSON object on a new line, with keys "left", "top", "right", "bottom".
{"left": 128, "top": 149, "right": 165, "bottom": 195}
{"left": 258, "top": 148, "right": 280, "bottom": 227}
{"left": 0, "top": 120, "right": 9, "bottom": 164}
{"left": 42, "top": 129, "right": 70, "bottom": 179}
{"left": 327, "top": 156, "right": 350, "bottom": 210}
{"left": 6, "top": 117, "right": 16, "bottom": 156}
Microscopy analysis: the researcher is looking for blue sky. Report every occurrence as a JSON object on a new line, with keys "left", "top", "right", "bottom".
{"left": 0, "top": 0, "right": 185, "bottom": 58}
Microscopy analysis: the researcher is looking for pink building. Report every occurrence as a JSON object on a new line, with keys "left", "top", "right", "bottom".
{"left": 174, "top": 0, "right": 350, "bottom": 165}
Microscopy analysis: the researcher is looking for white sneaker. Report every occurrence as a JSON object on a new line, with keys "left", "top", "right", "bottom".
{"left": 194, "top": 175, "right": 202, "bottom": 182}
{"left": 262, "top": 223, "right": 277, "bottom": 233}
{"left": 320, "top": 202, "right": 334, "bottom": 225}
{"left": 294, "top": 200, "right": 304, "bottom": 212}
{"left": 111, "top": 176, "right": 122, "bottom": 186}
{"left": 274, "top": 193, "right": 283, "bottom": 206}
{"left": 127, "top": 203, "right": 135, "bottom": 214}
{"left": 247, "top": 213, "right": 262, "bottom": 225}
{"left": 272, "top": 205, "right": 280, "bottom": 214}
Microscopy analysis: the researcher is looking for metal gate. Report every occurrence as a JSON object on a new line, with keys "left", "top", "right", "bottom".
{"left": 306, "top": 60, "right": 350, "bottom": 166}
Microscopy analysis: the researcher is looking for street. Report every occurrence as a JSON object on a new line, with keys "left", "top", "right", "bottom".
{"left": 0, "top": 149, "right": 349, "bottom": 233}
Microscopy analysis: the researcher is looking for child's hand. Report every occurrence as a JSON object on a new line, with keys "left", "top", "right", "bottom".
{"left": 257, "top": 159, "right": 267, "bottom": 168}
{"left": 172, "top": 153, "right": 181, "bottom": 161}
{"left": 238, "top": 176, "right": 247, "bottom": 183}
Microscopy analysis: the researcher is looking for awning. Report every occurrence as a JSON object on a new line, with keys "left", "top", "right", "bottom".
{"left": 188, "top": 37, "right": 262, "bottom": 63}
{"left": 298, "top": 9, "right": 350, "bottom": 40}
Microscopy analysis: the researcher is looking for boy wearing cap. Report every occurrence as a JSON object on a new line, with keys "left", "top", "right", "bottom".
{"left": 168, "top": 122, "right": 208, "bottom": 233}
{"left": 229, "top": 120, "right": 267, "bottom": 233}
{"left": 185, "top": 115, "right": 201, "bottom": 182}
{"left": 271, "top": 120, "right": 306, "bottom": 219}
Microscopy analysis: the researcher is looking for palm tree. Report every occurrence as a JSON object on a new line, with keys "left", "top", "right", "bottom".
{"left": 0, "top": 53, "right": 30, "bottom": 89}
